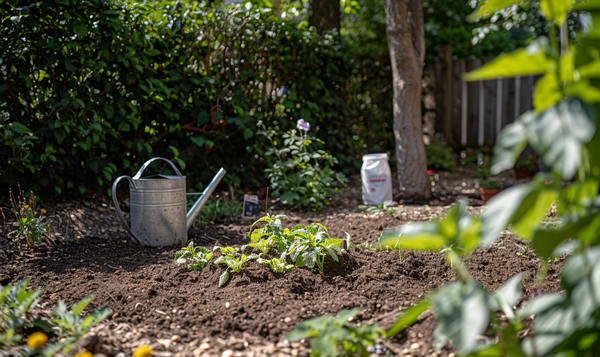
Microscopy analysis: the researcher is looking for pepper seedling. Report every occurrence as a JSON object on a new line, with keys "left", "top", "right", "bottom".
{"left": 174, "top": 242, "right": 213, "bottom": 271}
{"left": 257, "top": 258, "right": 295, "bottom": 273}
{"left": 214, "top": 253, "right": 260, "bottom": 287}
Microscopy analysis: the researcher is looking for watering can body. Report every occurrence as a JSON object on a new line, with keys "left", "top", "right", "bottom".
{"left": 112, "top": 158, "right": 226, "bottom": 246}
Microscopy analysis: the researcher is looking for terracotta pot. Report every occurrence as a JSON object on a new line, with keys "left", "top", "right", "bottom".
{"left": 513, "top": 168, "right": 531, "bottom": 179}
{"left": 480, "top": 188, "right": 502, "bottom": 204}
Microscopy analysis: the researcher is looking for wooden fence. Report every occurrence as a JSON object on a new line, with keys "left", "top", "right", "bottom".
{"left": 430, "top": 51, "right": 538, "bottom": 148}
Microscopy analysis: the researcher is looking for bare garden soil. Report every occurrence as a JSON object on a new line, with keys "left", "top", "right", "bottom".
{"left": 0, "top": 170, "right": 563, "bottom": 357}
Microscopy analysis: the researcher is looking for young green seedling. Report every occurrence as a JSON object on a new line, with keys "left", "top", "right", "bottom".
{"left": 214, "top": 253, "right": 259, "bottom": 287}
{"left": 244, "top": 239, "right": 272, "bottom": 257}
{"left": 174, "top": 242, "right": 213, "bottom": 270}
{"left": 257, "top": 258, "right": 295, "bottom": 273}
{"left": 286, "top": 223, "right": 343, "bottom": 273}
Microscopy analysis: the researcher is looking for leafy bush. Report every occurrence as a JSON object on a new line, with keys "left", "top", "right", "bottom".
{"left": 260, "top": 119, "right": 348, "bottom": 211}
{"left": 379, "top": 1, "right": 600, "bottom": 355}
{"left": 425, "top": 137, "right": 457, "bottom": 172}
{"left": 0, "top": 0, "right": 349, "bottom": 198}
{"left": 7, "top": 188, "right": 49, "bottom": 248}
{"left": 191, "top": 196, "right": 242, "bottom": 226}
{"left": 285, "top": 308, "right": 385, "bottom": 357}
{"left": 0, "top": 277, "right": 111, "bottom": 355}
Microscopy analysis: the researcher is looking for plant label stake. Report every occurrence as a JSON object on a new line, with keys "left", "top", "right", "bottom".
{"left": 242, "top": 194, "right": 260, "bottom": 219}
{"left": 112, "top": 157, "right": 226, "bottom": 246}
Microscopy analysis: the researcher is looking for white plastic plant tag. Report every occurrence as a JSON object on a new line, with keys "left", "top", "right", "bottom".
{"left": 242, "top": 194, "right": 260, "bottom": 219}
{"left": 361, "top": 153, "right": 393, "bottom": 206}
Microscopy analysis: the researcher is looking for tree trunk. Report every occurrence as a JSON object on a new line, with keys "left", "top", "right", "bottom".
{"left": 384, "top": 0, "right": 431, "bottom": 200}
{"left": 308, "top": 0, "right": 340, "bottom": 34}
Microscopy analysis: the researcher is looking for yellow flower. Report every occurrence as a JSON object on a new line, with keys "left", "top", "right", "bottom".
{"left": 75, "top": 350, "right": 95, "bottom": 357}
{"left": 27, "top": 332, "right": 48, "bottom": 350}
{"left": 324, "top": 200, "right": 331, "bottom": 206}
{"left": 41, "top": 208, "right": 47, "bottom": 214}
{"left": 133, "top": 345, "right": 152, "bottom": 357}
{"left": 24, "top": 205, "right": 29, "bottom": 209}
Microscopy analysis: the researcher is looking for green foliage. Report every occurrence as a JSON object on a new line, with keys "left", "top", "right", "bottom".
{"left": 257, "top": 258, "right": 295, "bottom": 273}
{"left": 181, "top": 214, "right": 347, "bottom": 287}
{"left": 0, "top": 278, "right": 111, "bottom": 356}
{"left": 479, "top": 179, "right": 503, "bottom": 190}
{"left": 426, "top": 138, "right": 457, "bottom": 172}
{"left": 8, "top": 188, "right": 49, "bottom": 248}
{"left": 191, "top": 196, "right": 242, "bottom": 226}
{"left": 285, "top": 308, "right": 385, "bottom": 357}
{"left": 0, "top": 0, "right": 350, "bottom": 198}
{"left": 360, "top": 202, "right": 400, "bottom": 216}
{"left": 174, "top": 241, "right": 213, "bottom": 270}
{"left": 213, "top": 245, "right": 260, "bottom": 286}
{"left": 260, "top": 121, "right": 347, "bottom": 211}
{"left": 51, "top": 296, "right": 112, "bottom": 340}
{"left": 380, "top": 2, "right": 600, "bottom": 355}
{"left": 515, "top": 155, "right": 538, "bottom": 169}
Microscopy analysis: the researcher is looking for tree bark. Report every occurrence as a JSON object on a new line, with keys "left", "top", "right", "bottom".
{"left": 308, "top": 0, "right": 340, "bottom": 34}
{"left": 384, "top": 0, "right": 431, "bottom": 200}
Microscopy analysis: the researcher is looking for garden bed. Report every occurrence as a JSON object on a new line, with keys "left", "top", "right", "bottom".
{"left": 0, "top": 173, "right": 563, "bottom": 357}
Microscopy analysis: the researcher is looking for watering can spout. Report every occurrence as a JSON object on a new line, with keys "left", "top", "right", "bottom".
{"left": 186, "top": 168, "right": 227, "bottom": 230}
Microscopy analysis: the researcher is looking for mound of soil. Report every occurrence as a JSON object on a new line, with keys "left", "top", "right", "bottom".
{"left": 0, "top": 172, "right": 562, "bottom": 356}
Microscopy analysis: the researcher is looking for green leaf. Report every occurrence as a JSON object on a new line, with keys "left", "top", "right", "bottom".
{"left": 190, "top": 136, "right": 205, "bottom": 147}
{"left": 467, "top": 0, "right": 524, "bottom": 22}
{"left": 74, "top": 24, "right": 88, "bottom": 37}
{"left": 432, "top": 281, "right": 490, "bottom": 353}
{"left": 533, "top": 73, "right": 562, "bottom": 112}
{"left": 527, "top": 99, "right": 595, "bottom": 179}
{"left": 379, "top": 223, "right": 446, "bottom": 251}
{"left": 219, "top": 270, "right": 229, "bottom": 287}
{"left": 540, "top": 0, "right": 574, "bottom": 25}
{"left": 463, "top": 41, "right": 553, "bottom": 81}
{"left": 8, "top": 122, "right": 31, "bottom": 134}
{"left": 71, "top": 296, "right": 94, "bottom": 314}
{"left": 387, "top": 298, "right": 430, "bottom": 337}
{"left": 243, "top": 128, "right": 254, "bottom": 140}
{"left": 490, "top": 116, "right": 529, "bottom": 174}
{"left": 489, "top": 274, "right": 523, "bottom": 315}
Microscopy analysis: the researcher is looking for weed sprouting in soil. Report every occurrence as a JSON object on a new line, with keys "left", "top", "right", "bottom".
{"left": 8, "top": 187, "right": 49, "bottom": 249}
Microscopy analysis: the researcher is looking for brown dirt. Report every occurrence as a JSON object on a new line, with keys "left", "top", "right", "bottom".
{"left": 0, "top": 171, "right": 563, "bottom": 357}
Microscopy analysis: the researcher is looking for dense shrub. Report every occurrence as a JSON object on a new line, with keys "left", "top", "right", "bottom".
{"left": 0, "top": 0, "right": 349, "bottom": 197}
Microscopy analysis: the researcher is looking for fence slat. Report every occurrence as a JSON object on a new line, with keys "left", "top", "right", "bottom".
{"left": 429, "top": 57, "right": 537, "bottom": 148}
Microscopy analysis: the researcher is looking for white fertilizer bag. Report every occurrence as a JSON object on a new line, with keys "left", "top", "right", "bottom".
{"left": 361, "top": 153, "right": 393, "bottom": 206}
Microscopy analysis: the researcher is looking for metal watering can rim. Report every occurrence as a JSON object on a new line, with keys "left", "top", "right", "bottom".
{"left": 111, "top": 157, "right": 226, "bottom": 245}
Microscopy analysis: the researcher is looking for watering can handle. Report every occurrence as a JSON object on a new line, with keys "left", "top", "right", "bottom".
{"left": 133, "top": 157, "right": 183, "bottom": 179}
{"left": 111, "top": 176, "right": 142, "bottom": 244}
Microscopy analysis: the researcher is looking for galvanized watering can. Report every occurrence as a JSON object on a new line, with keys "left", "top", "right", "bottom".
{"left": 112, "top": 157, "right": 226, "bottom": 246}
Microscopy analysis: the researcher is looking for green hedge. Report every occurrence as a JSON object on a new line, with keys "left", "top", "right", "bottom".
{"left": 0, "top": 0, "right": 354, "bottom": 197}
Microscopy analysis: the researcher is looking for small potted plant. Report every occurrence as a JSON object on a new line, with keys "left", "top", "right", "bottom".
{"left": 479, "top": 179, "right": 503, "bottom": 203}
{"left": 514, "top": 155, "right": 537, "bottom": 179}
